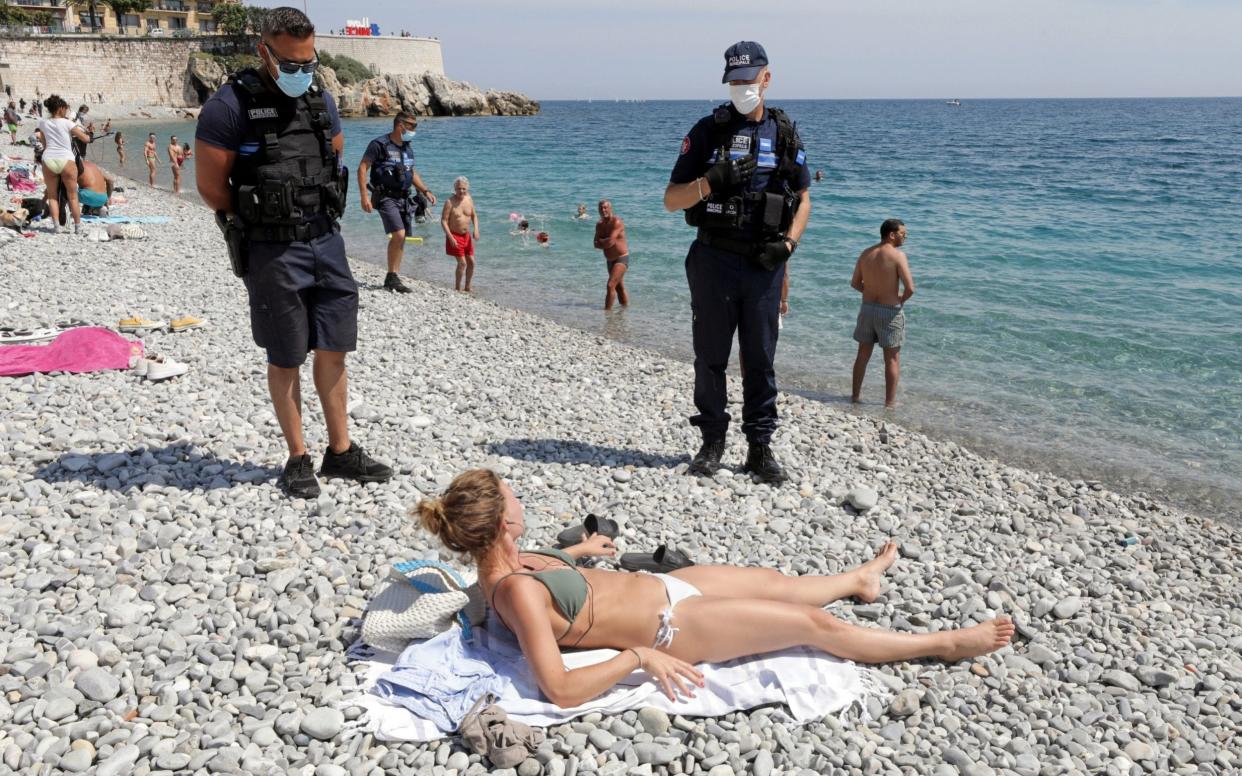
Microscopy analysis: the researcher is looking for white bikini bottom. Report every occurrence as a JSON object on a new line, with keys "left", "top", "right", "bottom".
{"left": 641, "top": 572, "right": 701, "bottom": 648}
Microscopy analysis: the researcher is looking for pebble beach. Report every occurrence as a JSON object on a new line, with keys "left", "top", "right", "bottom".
{"left": 1, "top": 138, "right": 1240, "bottom": 776}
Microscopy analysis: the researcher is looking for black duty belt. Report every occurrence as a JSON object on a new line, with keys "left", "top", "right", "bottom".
{"left": 696, "top": 229, "right": 758, "bottom": 258}
{"left": 247, "top": 218, "right": 336, "bottom": 243}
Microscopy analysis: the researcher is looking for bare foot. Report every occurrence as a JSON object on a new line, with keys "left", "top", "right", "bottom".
{"left": 940, "top": 617, "right": 1015, "bottom": 661}
{"left": 854, "top": 541, "right": 898, "bottom": 602}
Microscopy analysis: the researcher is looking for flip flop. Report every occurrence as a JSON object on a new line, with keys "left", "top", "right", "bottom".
{"left": 555, "top": 513, "right": 620, "bottom": 548}
{"left": 618, "top": 545, "right": 695, "bottom": 573}
{"left": 0, "top": 327, "right": 58, "bottom": 344}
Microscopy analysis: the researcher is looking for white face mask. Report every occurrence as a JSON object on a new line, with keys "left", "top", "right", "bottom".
{"left": 729, "top": 82, "right": 763, "bottom": 114}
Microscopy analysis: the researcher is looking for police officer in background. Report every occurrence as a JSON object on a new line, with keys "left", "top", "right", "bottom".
{"left": 663, "top": 41, "right": 811, "bottom": 484}
{"left": 358, "top": 111, "right": 437, "bottom": 293}
{"left": 195, "top": 7, "right": 392, "bottom": 499}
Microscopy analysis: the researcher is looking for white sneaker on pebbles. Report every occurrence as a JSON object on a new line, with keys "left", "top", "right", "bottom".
{"left": 139, "top": 355, "right": 188, "bottom": 382}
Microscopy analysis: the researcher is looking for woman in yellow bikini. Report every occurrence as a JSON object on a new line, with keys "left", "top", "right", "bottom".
{"left": 34, "top": 94, "right": 92, "bottom": 233}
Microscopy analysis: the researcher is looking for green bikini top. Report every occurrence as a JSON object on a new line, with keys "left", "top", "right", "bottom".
{"left": 493, "top": 547, "right": 588, "bottom": 640}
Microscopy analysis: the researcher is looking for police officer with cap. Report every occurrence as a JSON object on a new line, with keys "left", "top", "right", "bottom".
{"left": 663, "top": 41, "right": 811, "bottom": 484}
{"left": 195, "top": 6, "right": 392, "bottom": 499}
{"left": 358, "top": 111, "right": 437, "bottom": 293}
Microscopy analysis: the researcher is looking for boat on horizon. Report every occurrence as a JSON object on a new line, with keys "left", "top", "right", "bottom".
{"left": 946, "top": 99, "right": 962, "bottom": 107}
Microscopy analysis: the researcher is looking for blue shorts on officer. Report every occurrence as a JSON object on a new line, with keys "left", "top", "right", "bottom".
{"left": 667, "top": 41, "right": 811, "bottom": 484}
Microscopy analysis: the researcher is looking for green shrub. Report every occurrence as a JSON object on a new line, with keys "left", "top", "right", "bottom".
{"left": 318, "top": 51, "right": 371, "bottom": 85}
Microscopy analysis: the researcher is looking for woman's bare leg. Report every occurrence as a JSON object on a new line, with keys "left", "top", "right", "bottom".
{"left": 668, "top": 542, "right": 898, "bottom": 606}
{"left": 43, "top": 165, "right": 61, "bottom": 226}
{"left": 60, "top": 168, "right": 81, "bottom": 226}
{"left": 668, "top": 596, "right": 1014, "bottom": 666}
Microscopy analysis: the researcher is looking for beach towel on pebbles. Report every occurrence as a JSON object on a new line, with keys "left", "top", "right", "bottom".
{"left": 0, "top": 327, "right": 141, "bottom": 377}
{"left": 342, "top": 621, "right": 893, "bottom": 742}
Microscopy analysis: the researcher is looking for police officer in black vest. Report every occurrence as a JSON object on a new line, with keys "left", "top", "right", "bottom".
{"left": 663, "top": 42, "right": 811, "bottom": 484}
{"left": 358, "top": 111, "right": 437, "bottom": 293}
{"left": 195, "top": 7, "right": 392, "bottom": 499}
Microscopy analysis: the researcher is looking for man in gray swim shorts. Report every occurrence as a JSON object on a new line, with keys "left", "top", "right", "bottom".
{"left": 850, "top": 219, "right": 915, "bottom": 407}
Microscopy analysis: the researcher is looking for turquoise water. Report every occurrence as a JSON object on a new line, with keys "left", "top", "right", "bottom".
{"left": 138, "top": 99, "right": 1242, "bottom": 516}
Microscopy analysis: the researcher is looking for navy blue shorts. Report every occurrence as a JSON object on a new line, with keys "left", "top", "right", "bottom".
{"left": 243, "top": 227, "right": 358, "bottom": 368}
{"left": 377, "top": 195, "right": 411, "bottom": 235}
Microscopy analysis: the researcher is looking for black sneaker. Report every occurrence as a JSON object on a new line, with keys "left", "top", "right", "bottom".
{"left": 687, "top": 438, "right": 726, "bottom": 477}
{"left": 280, "top": 454, "right": 321, "bottom": 499}
{"left": 743, "top": 443, "right": 788, "bottom": 485}
{"left": 384, "top": 273, "right": 411, "bottom": 293}
{"left": 319, "top": 443, "right": 394, "bottom": 483}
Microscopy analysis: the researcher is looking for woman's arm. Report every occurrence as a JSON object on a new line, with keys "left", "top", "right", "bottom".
{"left": 497, "top": 577, "right": 641, "bottom": 708}
{"left": 562, "top": 534, "right": 617, "bottom": 560}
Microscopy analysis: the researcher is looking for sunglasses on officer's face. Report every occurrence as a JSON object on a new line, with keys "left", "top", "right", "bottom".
{"left": 261, "top": 41, "right": 319, "bottom": 74}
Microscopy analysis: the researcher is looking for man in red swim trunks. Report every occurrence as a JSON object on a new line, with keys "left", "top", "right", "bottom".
{"left": 440, "top": 175, "right": 479, "bottom": 291}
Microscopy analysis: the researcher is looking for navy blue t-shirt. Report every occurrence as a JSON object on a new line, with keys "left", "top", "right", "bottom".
{"left": 670, "top": 107, "right": 810, "bottom": 194}
{"left": 195, "top": 80, "right": 342, "bottom": 155}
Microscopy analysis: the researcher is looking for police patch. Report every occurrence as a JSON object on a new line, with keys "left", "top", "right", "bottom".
{"left": 731, "top": 135, "right": 751, "bottom": 152}
{"left": 247, "top": 107, "right": 280, "bottom": 120}
{"left": 680, "top": 136, "right": 691, "bottom": 155}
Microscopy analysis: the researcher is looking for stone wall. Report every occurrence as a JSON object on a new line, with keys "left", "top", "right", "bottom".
{"left": 314, "top": 35, "right": 444, "bottom": 79}
{"left": 0, "top": 36, "right": 245, "bottom": 108}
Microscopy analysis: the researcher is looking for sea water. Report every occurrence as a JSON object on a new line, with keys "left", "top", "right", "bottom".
{"left": 135, "top": 98, "right": 1242, "bottom": 517}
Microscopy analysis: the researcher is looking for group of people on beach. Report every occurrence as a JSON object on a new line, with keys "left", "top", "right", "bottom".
{"left": 180, "top": 9, "right": 1012, "bottom": 715}
{"left": 21, "top": 90, "right": 197, "bottom": 234}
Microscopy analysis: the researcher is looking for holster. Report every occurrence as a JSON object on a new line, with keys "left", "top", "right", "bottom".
{"left": 215, "top": 211, "right": 250, "bottom": 278}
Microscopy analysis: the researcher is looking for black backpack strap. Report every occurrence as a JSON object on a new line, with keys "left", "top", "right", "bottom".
{"left": 230, "top": 70, "right": 284, "bottom": 163}
{"left": 301, "top": 86, "right": 335, "bottom": 165}
{"left": 767, "top": 106, "right": 803, "bottom": 185}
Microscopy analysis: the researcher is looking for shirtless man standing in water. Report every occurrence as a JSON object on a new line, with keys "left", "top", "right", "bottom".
{"left": 144, "top": 133, "right": 158, "bottom": 187}
{"left": 441, "top": 176, "right": 479, "bottom": 292}
{"left": 850, "top": 219, "right": 915, "bottom": 407}
{"left": 167, "top": 135, "right": 184, "bottom": 194}
{"left": 593, "top": 199, "right": 629, "bottom": 310}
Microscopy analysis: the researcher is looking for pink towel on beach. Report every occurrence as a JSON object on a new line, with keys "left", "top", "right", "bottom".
{"left": 6, "top": 170, "right": 38, "bottom": 193}
{"left": 0, "top": 327, "right": 142, "bottom": 377}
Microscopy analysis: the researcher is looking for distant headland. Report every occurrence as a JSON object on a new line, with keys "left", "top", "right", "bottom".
{"left": 0, "top": 27, "right": 538, "bottom": 119}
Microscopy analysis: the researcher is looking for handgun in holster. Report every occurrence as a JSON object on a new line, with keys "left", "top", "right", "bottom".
{"left": 215, "top": 210, "right": 249, "bottom": 278}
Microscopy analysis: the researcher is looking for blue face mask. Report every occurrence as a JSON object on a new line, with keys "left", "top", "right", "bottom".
{"left": 401, "top": 130, "right": 417, "bottom": 142}
{"left": 273, "top": 68, "right": 313, "bottom": 99}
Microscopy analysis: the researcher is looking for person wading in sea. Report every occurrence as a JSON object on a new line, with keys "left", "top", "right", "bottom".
{"left": 593, "top": 199, "right": 630, "bottom": 310}
{"left": 850, "top": 219, "right": 915, "bottom": 408}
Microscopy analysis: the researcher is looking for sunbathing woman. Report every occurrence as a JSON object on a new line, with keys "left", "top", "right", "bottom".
{"left": 417, "top": 469, "right": 1015, "bottom": 708}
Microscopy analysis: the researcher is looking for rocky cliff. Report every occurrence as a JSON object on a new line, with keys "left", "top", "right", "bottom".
{"left": 187, "top": 58, "right": 538, "bottom": 118}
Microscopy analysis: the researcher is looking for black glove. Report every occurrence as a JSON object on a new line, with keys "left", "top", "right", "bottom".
{"left": 703, "top": 154, "right": 757, "bottom": 193}
{"left": 757, "top": 239, "right": 793, "bottom": 271}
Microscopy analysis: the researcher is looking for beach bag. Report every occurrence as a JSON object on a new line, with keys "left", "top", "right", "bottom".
{"left": 458, "top": 693, "right": 545, "bottom": 768}
{"left": 361, "top": 559, "right": 487, "bottom": 653}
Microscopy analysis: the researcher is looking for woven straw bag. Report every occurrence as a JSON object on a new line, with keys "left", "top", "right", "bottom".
{"left": 361, "top": 560, "right": 488, "bottom": 653}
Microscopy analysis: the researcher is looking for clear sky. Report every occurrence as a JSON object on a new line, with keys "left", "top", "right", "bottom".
{"left": 293, "top": 0, "right": 1242, "bottom": 100}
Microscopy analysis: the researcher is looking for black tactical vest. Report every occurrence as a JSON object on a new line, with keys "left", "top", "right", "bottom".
{"left": 685, "top": 103, "right": 804, "bottom": 249}
{"left": 228, "top": 69, "right": 347, "bottom": 238}
{"left": 368, "top": 136, "right": 415, "bottom": 197}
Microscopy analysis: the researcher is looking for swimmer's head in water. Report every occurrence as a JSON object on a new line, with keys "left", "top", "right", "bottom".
{"left": 518, "top": 220, "right": 529, "bottom": 230}
{"left": 536, "top": 231, "right": 550, "bottom": 243}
